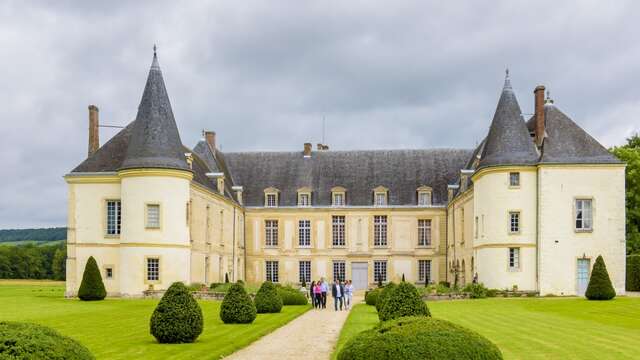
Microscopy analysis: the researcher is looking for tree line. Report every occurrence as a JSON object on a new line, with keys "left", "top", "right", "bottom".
{"left": 0, "top": 242, "right": 66, "bottom": 280}
{"left": 610, "top": 134, "right": 640, "bottom": 255}
{"left": 0, "top": 227, "right": 66, "bottom": 243}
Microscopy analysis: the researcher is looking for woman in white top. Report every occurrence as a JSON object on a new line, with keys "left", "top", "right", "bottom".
{"left": 345, "top": 280, "right": 354, "bottom": 309}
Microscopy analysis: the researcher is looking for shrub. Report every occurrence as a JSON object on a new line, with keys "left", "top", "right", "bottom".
{"left": 220, "top": 283, "right": 257, "bottom": 324}
{"left": 365, "top": 288, "right": 381, "bottom": 306}
{"left": 77, "top": 256, "right": 106, "bottom": 301}
{"left": 0, "top": 322, "right": 94, "bottom": 360}
{"left": 462, "top": 283, "right": 488, "bottom": 299}
{"left": 375, "top": 282, "right": 397, "bottom": 313}
{"left": 586, "top": 255, "right": 616, "bottom": 300}
{"left": 379, "top": 282, "right": 430, "bottom": 322}
{"left": 438, "top": 281, "right": 450, "bottom": 288}
{"left": 627, "top": 255, "right": 640, "bottom": 291}
{"left": 150, "top": 282, "right": 203, "bottom": 343}
{"left": 187, "top": 283, "right": 205, "bottom": 292}
{"left": 337, "top": 317, "right": 503, "bottom": 360}
{"left": 254, "top": 281, "right": 283, "bottom": 313}
{"left": 277, "top": 286, "right": 308, "bottom": 305}
{"left": 486, "top": 289, "right": 499, "bottom": 298}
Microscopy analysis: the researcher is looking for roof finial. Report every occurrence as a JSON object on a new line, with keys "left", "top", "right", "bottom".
{"left": 503, "top": 67, "right": 512, "bottom": 91}
{"left": 150, "top": 44, "right": 160, "bottom": 71}
{"left": 545, "top": 89, "right": 554, "bottom": 105}
{"left": 153, "top": 44, "right": 157, "bottom": 57}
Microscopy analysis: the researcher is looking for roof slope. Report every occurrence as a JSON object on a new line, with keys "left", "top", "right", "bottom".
{"left": 119, "top": 52, "right": 189, "bottom": 171}
{"left": 223, "top": 149, "right": 472, "bottom": 207}
{"left": 72, "top": 121, "right": 135, "bottom": 173}
{"left": 478, "top": 74, "right": 538, "bottom": 170}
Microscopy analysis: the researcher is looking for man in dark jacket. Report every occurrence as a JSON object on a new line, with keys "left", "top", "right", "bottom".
{"left": 331, "top": 279, "right": 345, "bottom": 311}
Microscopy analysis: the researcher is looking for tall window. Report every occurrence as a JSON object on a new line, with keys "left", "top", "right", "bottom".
{"left": 298, "top": 220, "right": 311, "bottom": 247}
{"left": 509, "top": 211, "right": 520, "bottom": 233}
{"left": 266, "top": 193, "right": 277, "bottom": 207}
{"left": 575, "top": 199, "right": 593, "bottom": 231}
{"left": 475, "top": 216, "right": 479, "bottom": 238}
{"left": 374, "top": 260, "right": 387, "bottom": 282}
{"left": 418, "top": 219, "right": 432, "bottom": 246}
{"left": 418, "top": 260, "right": 432, "bottom": 283}
{"left": 332, "top": 216, "right": 346, "bottom": 246}
{"left": 374, "top": 215, "right": 388, "bottom": 246}
{"left": 298, "top": 193, "right": 310, "bottom": 207}
{"left": 106, "top": 200, "right": 121, "bottom": 235}
{"left": 418, "top": 192, "right": 432, "bottom": 206}
{"left": 265, "top": 220, "right": 278, "bottom": 246}
{"left": 146, "top": 204, "right": 160, "bottom": 228}
{"left": 266, "top": 261, "right": 279, "bottom": 282}
{"left": 333, "top": 261, "right": 346, "bottom": 282}
{"left": 509, "top": 172, "right": 520, "bottom": 187}
{"left": 509, "top": 248, "right": 520, "bottom": 270}
{"left": 299, "top": 260, "right": 311, "bottom": 283}
{"left": 332, "top": 193, "right": 345, "bottom": 206}
{"left": 375, "top": 192, "right": 387, "bottom": 206}
{"left": 146, "top": 258, "right": 159, "bottom": 281}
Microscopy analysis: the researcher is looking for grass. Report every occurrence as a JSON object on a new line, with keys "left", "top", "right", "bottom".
{"left": 0, "top": 281, "right": 310, "bottom": 359}
{"left": 335, "top": 297, "right": 640, "bottom": 359}
{"left": 0, "top": 239, "right": 65, "bottom": 246}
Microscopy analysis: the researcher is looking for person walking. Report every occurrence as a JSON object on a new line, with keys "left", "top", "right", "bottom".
{"left": 320, "top": 278, "right": 328, "bottom": 309}
{"left": 309, "top": 281, "right": 316, "bottom": 307}
{"left": 344, "top": 280, "right": 353, "bottom": 310}
{"left": 331, "top": 279, "right": 345, "bottom": 311}
{"left": 313, "top": 281, "right": 322, "bottom": 309}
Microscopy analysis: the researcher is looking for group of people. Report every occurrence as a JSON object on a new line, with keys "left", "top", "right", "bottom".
{"left": 308, "top": 279, "right": 354, "bottom": 311}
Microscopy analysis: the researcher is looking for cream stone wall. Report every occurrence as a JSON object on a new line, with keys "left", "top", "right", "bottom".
{"left": 537, "top": 165, "right": 626, "bottom": 295}
{"left": 447, "top": 189, "right": 475, "bottom": 286}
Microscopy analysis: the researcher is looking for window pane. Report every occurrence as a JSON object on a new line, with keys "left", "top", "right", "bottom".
{"left": 332, "top": 216, "right": 345, "bottom": 246}
{"left": 265, "top": 220, "right": 278, "bottom": 246}
{"left": 333, "top": 261, "right": 345, "bottom": 282}
{"left": 147, "top": 204, "right": 160, "bottom": 228}
{"left": 298, "top": 220, "right": 311, "bottom": 247}
{"left": 266, "top": 194, "right": 277, "bottom": 207}
{"left": 266, "top": 261, "right": 279, "bottom": 282}
{"left": 106, "top": 200, "right": 121, "bottom": 235}
{"left": 418, "top": 219, "right": 431, "bottom": 246}
{"left": 510, "top": 172, "right": 520, "bottom": 186}
{"left": 147, "top": 258, "right": 159, "bottom": 281}
{"left": 418, "top": 260, "right": 431, "bottom": 283}
{"left": 374, "top": 216, "right": 387, "bottom": 246}
{"left": 510, "top": 212, "right": 520, "bottom": 233}
{"left": 374, "top": 261, "right": 387, "bottom": 282}
{"left": 299, "top": 261, "right": 311, "bottom": 283}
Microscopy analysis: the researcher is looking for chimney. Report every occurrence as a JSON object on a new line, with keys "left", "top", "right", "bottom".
{"left": 303, "top": 143, "right": 312, "bottom": 157}
{"left": 88, "top": 105, "right": 99, "bottom": 156}
{"left": 232, "top": 186, "right": 244, "bottom": 205}
{"left": 534, "top": 85, "right": 546, "bottom": 147}
{"left": 204, "top": 131, "right": 216, "bottom": 150}
{"left": 317, "top": 143, "right": 329, "bottom": 151}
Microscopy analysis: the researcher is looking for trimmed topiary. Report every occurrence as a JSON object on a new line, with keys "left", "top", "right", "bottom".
{"left": 0, "top": 321, "right": 94, "bottom": 360}
{"left": 254, "top": 281, "right": 283, "bottom": 313}
{"left": 462, "top": 283, "right": 488, "bottom": 299}
{"left": 150, "top": 282, "right": 203, "bottom": 343}
{"left": 77, "top": 256, "right": 106, "bottom": 301}
{"left": 337, "top": 316, "right": 503, "bottom": 360}
{"left": 375, "top": 282, "right": 397, "bottom": 313}
{"left": 379, "top": 282, "right": 430, "bottom": 321}
{"left": 365, "top": 288, "right": 381, "bottom": 306}
{"left": 220, "top": 283, "right": 257, "bottom": 324}
{"left": 277, "top": 286, "right": 308, "bottom": 305}
{"left": 586, "top": 255, "right": 616, "bottom": 300}
{"left": 627, "top": 255, "right": 640, "bottom": 291}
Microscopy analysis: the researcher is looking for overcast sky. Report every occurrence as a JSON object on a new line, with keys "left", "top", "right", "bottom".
{"left": 1, "top": 1, "right": 639, "bottom": 229}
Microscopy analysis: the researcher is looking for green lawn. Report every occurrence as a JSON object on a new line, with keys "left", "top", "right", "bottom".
{"left": 0, "top": 281, "right": 310, "bottom": 359}
{"left": 335, "top": 297, "right": 640, "bottom": 359}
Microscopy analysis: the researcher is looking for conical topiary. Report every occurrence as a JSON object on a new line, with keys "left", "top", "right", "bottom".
{"left": 254, "top": 281, "right": 283, "bottom": 313}
{"left": 375, "top": 282, "right": 396, "bottom": 313}
{"left": 77, "top": 256, "right": 106, "bottom": 301}
{"left": 225, "top": 273, "right": 230, "bottom": 283}
{"left": 150, "top": 282, "right": 203, "bottom": 343}
{"left": 220, "top": 283, "right": 257, "bottom": 324}
{"left": 379, "top": 281, "right": 430, "bottom": 321}
{"left": 585, "top": 255, "right": 616, "bottom": 300}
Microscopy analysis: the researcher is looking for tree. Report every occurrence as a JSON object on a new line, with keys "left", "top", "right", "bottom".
{"left": 225, "top": 272, "right": 230, "bottom": 283}
{"left": 627, "top": 255, "right": 640, "bottom": 291}
{"left": 52, "top": 247, "right": 66, "bottom": 281}
{"left": 402, "top": 273, "right": 405, "bottom": 282}
{"left": 77, "top": 256, "right": 106, "bottom": 301}
{"left": 254, "top": 281, "right": 283, "bottom": 313}
{"left": 150, "top": 282, "right": 204, "bottom": 343}
{"left": 220, "top": 283, "right": 256, "bottom": 323}
{"left": 585, "top": 255, "right": 616, "bottom": 300}
{"left": 610, "top": 135, "right": 640, "bottom": 254}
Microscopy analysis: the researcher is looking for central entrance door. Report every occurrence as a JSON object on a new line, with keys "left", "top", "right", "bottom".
{"left": 577, "top": 258, "right": 591, "bottom": 296}
{"left": 351, "top": 262, "right": 368, "bottom": 290}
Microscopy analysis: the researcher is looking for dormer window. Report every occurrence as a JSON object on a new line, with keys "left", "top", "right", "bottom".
{"left": 331, "top": 186, "right": 346, "bottom": 207}
{"left": 417, "top": 186, "right": 432, "bottom": 206}
{"left": 297, "top": 187, "right": 312, "bottom": 207}
{"left": 264, "top": 187, "right": 280, "bottom": 207}
{"left": 373, "top": 186, "right": 388, "bottom": 206}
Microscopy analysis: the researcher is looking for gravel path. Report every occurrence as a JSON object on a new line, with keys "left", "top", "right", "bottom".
{"left": 225, "top": 295, "right": 362, "bottom": 360}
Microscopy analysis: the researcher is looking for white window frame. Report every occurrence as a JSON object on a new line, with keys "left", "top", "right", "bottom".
{"left": 373, "top": 215, "right": 388, "bottom": 247}
{"left": 299, "top": 260, "right": 311, "bottom": 284}
{"left": 333, "top": 261, "right": 346, "bottom": 282}
{"left": 509, "top": 211, "right": 520, "bottom": 234}
{"left": 266, "top": 193, "right": 278, "bottom": 207}
{"left": 146, "top": 203, "right": 160, "bottom": 229}
{"left": 418, "top": 191, "right": 432, "bottom": 206}
{"left": 265, "top": 220, "right": 279, "bottom": 247}
{"left": 418, "top": 259, "right": 431, "bottom": 283}
{"left": 146, "top": 258, "right": 160, "bottom": 281}
{"left": 332, "top": 192, "right": 345, "bottom": 207}
{"left": 374, "top": 260, "right": 387, "bottom": 282}
{"left": 575, "top": 199, "right": 593, "bottom": 231}
{"left": 106, "top": 200, "right": 121, "bottom": 236}
{"left": 375, "top": 192, "right": 388, "bottom": 206}
{"left": 509, "top": 172, "right": 520, "bottom": 187}
{"left": 266, "top": 260, "right": 279, "bottom": 283}
{"left": 508, "top": 248, "right": 520, "bottom": 271}
{"left": 298, "top": 191, "right": 311, "bottom": 207}
{"left": 298, "top": 219, "right": 311, "bottom": 247}
{"left": 332, "top": 215, "right": 346, "bottom": 247}
{"left": 418, "top": 219, "right": 432, "bottom": 246}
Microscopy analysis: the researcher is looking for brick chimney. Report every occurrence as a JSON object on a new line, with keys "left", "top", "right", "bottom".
{"left": 534, "top": 85, "right": 546, "bottom": 147}
{"left": 303, "top": 143, "right": 312, "bottom": 157}
{"left": 204, "top": 130, "right": 216, "bottom": 150}
{"left": 88, "top": 105, "right": 99, "bottom": 156}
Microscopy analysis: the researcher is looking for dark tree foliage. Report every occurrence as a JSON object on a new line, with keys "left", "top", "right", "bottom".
{"left": 0, "top": 227, "right": 66, "bottom": 243}
{"left": 375, "top": 282, "right": 397, "bottom": 313}
{"left": 585, "top": 255, "right": 616, "bottom": 300}
{"left": 77, "top": 257, "right": 106, "bottom": 301}
{"left": 150, "top": 282, "right": 204, "bottom": 343}
{"left": 337, "top": 317, "right": 503, "bottom": 360}
{"left": 0, "top": 321, "right": 94, "bottom": 360}
{"left": 254, "top": 281, "right": 283, "bottom": 313}
{"left": 0, "top": 243, "right": 65, "bottom": 280}
{"left": 627, "top": 255, "right": 640, "bottom": 291}
{"left": 225, "top": 273, "right": 229, "bottom": 283}
{"left": 220, "top": 283, "right": 257, "bottom": 324}
{"left": 610, "top": 135, "right": 640, "bottom": 254}
{"left": 379, "top": 282, "right": 430, "bottom": 321}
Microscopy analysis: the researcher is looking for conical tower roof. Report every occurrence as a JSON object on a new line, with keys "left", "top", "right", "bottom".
{"left": 119, "top": 48, "right": 189, "bottom": 171}
{"left": 478, "top": 71, "right": 538, "bottom": 170}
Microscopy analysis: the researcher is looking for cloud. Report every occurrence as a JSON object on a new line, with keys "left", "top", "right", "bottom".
{"left": 0, "top": 0, "right": 638, "bottom": 228}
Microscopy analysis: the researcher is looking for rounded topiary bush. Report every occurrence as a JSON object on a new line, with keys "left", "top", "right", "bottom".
{"left": 585, "top": 255, "right": 616, "bottom": 300}
{"left": 150, "top": 282, "right": 203, "bottom": 343}
{"left": 277, "top": 287, "right": 308, "bottom": 305}
{"left": 77, "top": 256, "right": 106, "bottom": 301}
{"left": 220, "top": 283, "right": 257, "bottom": 324}
{"left": 365, "top": 288, "right": 381, "bottom": 306}
{"left": 375, "top": 282, "right": 397, "bottom": 313}
{"left": 626, "top": 255, "right": 640, "bottom": 291}
{"left": 379, "top": 282, "right": 430, "bottom": 321}
{"left": 0, "top": 322, "right": 94, "bottom": 360}
{"left": 337, "top": 317, "right": 503, "bottom": 360}
{"left": 254, "top": 281, "right": 283, "bottom": 313}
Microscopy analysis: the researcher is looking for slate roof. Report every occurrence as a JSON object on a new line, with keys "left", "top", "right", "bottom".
{"left": 477, "top": 74, "right": 538, "bottom": 170}
{"left": 192, "top": 140, "right": 238, "bottom": 199}
{"left": 222, "top": 149, "right": 472, "bottom": 207}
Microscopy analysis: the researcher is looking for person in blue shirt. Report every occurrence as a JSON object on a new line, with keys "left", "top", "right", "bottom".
{"left": 331, "top": 279, "right": 345, "bottom": 311}
{"left": 320, "top": 278, "right": 328, "bottom": 309}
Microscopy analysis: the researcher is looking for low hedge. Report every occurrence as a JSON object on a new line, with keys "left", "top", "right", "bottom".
{"left": 0, "top": 322, "right": 94, "bottom": 359}
{"left": 375, "top": 282, "right": 397, "bottom": 313}
{"left": 627, "top": 255, "right": 640, "bottom": 291}
{"left": 365, "top": 288, "right": 381, "bottom": 306}
{"left": 379, "top": 282, "right": 430, "bottom": 322}
{"left": 277, "top": 286, "right": 308, "bottom": 305}
{"left": 220, "top": 283, "right": 256, "bottom": 324}
{"left": 150, "top": 282, "right": 203, "bottom": 343}
{"left": 255, "top": 281, "right": 283, "bottom": 313}
{"left": 462, "top": 283, "right": 488, "bottom": 299}
{"left": 337, "top": 316, "right": 503, "bottom": 360}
